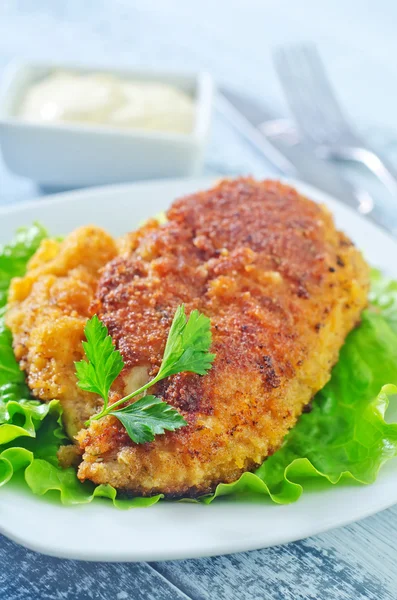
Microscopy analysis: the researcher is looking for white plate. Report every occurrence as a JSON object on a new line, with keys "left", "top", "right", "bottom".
{"left": 1, "top": 176, "right": 397, "bottom": 562}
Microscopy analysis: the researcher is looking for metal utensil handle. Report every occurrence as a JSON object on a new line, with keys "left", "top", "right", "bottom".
{"left": 328, "top": 144, "right": 397, "bottom": 198}
{"left": 217, "top": 91, "right": 397, "bottom": 237}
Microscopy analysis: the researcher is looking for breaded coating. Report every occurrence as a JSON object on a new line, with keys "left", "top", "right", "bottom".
{"left": 76, "top": 179, "right": 370, "bottom": 497}
{"left": 6, "top": 226, "right": 118, "bottom": 437}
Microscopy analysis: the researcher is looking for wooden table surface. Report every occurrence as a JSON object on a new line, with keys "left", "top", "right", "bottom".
{"left": 1, "top": 2, "right": 397, "bottom": 598}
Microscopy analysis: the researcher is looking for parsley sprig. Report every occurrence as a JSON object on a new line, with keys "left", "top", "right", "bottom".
{"left": 75, "top": 305, "right": 215, "bottom": 444}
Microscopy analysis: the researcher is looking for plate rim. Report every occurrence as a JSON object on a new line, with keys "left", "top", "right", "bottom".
{"left": 1, "top": 175, "right": 397, "bottom": 562}
{"left": 1, "top": 174, "right": 396, "bottom": 248}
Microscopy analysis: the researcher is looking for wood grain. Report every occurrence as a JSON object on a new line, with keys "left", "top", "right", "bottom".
{"left": 152, "top": 505, "right": 397, "bottom": 600}
{"left": 0, "top": 535, "right": 191, "bottom": 600}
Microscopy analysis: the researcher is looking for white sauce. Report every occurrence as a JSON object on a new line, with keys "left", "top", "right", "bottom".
{"left": 18, "top": 71, "right": 195, "bottom": 134}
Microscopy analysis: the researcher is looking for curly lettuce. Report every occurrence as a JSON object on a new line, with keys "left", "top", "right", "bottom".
{"left": 208, "top": 310, "right": 397, "bottom": 503}
{"left": 0, "top": 223, "right": 47, "bottom": 311}
{"left": 0, "top": 225, "right": 397, "bottom": 507}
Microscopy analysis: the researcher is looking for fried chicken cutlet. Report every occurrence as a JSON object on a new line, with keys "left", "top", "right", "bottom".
{"left": 74, "top": 178, "right": 370, "bottom": 497}
{"left": 6, "top": 226, "right": 118, "bottom": 437}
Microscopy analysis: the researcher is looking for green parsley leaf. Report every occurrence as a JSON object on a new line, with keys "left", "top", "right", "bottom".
{"left": 78, "top": 305, "right": 214, "bottom": 444}
{"left": 159, "top": 306, "right": 215, "bottom": 378}
{"left": 75, "top": 315, "right": 124, "bottom": 408}
{"left": 110, "top": 395, "right": 187, "bottom": 444}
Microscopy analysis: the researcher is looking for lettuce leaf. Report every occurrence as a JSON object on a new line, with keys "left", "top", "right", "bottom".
{"left": 369, "top": 268, "right": 397, "bottom": 334}
{"left": 0, "top": 226, "right": 397, "bottom": 508}
{"left": 0, "top": 223, "right": 47, "bottom": 311}
{"left": 208, "top": 312, "right": 397, "bottom": 504}
{"left": 0, "top": 407, "right": 161, "bottom": 508}
{"left": 0, "top": 225, "right": 50, "bottom": 440}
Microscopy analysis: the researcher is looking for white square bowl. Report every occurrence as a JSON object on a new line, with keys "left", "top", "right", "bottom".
{"left": 0, "top": 61, "right": 213, "bottom": 188}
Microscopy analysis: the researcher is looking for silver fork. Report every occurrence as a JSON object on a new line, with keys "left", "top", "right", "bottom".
{"left": 273, "top": 43, "right": 397, "bottom": 197}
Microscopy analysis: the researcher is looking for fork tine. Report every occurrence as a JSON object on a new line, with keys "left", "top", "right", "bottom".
{"left": 275, "top": 43, "right": 397, "bottom": 196}
{"left": 295, "top": 45, "right": 340, "bottom": 137}
{"left": 300, "top": 45, "right": 348, "bottom": 127}
{"left": 274, "top": 45, "right": 324, "bottom": 143}
{"left": 274, "top": 43, "right": 354, "bottom": 145}
{"left": 274, "top": 46, "right": 322, "bottom": 139}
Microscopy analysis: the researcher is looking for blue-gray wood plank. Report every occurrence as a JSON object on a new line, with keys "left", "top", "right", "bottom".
{"left": 1, "top": 1, "right": 397, "bottom": 599}
{"left": 153, "top": 505, "right": 397, "bottom": 600}
{"left": 0, "top": 535, "right": 192, "bottom": 600}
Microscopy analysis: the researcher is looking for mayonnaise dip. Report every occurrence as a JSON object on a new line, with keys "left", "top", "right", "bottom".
{"left": 18, "top": 71, "right": 195, "bottom": 134}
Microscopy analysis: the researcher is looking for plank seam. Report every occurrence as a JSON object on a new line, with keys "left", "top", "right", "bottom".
{"left": 146, "top": 562, "right": 196, "bottom": 600}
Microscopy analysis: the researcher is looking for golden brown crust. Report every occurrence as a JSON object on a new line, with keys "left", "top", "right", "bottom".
{"left": 77, "top": 179, "right": 370, "bottom": 497}
{"left": 5, "top": 226, "right": 118, "bottom": 437}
